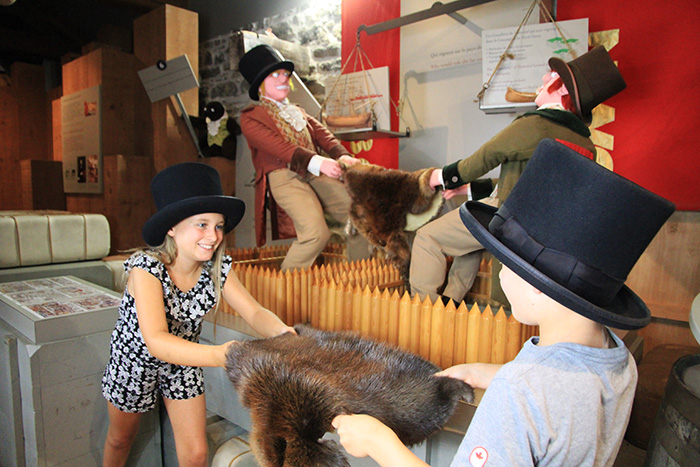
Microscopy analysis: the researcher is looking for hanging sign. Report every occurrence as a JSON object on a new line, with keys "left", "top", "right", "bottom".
{"left": 480, "top": 18, "right": 588, "bottom": 112}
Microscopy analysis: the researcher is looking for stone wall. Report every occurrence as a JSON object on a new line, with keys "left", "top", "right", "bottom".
{"left": 198, "top": 0, "right": 343, "bottom": 121}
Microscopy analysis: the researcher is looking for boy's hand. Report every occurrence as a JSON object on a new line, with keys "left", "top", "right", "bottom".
{"left": 332, "top": 414, "right": 395, "bottom": 458}
{"left": 437, "top": 363, "right": 502, "bottom": 390}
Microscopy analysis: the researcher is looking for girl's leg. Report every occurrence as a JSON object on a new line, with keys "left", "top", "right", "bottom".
{"left": 163, "top": 394, "right": 209, "bottom": 467}
{"left": 103, "top": 401, "right": 143, "bottom": 467}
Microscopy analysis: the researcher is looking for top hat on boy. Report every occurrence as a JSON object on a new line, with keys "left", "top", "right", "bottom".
{"left": 459, "top": 139, "right": 675, "bottom": 330}
{"left": 549, "top": 45, "right": 627, "bottom": 124}
{"left": 142, "top": 162, "right": 245, "bottom": 246}
{"left": 238, "top": 44, "right": 295, "bottom": 101}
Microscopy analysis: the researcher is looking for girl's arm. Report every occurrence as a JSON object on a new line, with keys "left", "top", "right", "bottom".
{"left": 131, "top": 267, "right": 231, "bottom": 367}
{"left": 332, "top": 414, "right": 429, "bottom": 467}
{"left": 221, "top": 271, "right": 294, "bottom": 338}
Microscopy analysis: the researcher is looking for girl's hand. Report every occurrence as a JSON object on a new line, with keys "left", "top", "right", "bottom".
{"left": 218, "top": 340, "right": 240, "bottom": 368}
{"left": 436, "top": 363, "right": 502, "bottom": 390}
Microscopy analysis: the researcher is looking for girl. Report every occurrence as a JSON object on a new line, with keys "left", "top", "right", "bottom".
{"left": 101, "top": 162, "right": 294, "bottom": 467}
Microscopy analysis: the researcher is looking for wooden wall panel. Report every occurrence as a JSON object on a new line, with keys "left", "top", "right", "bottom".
{"left": 61, "top": 48, "right": 151, "bottom": 158}
{"left": 627, "top": 211, "right": 700, "bottom": 323}
{"left": 134, "top": 4, "right": 199, "bottom": 172}
{"left": 0, "top": 62, "right": 48, "bottom": 210}
{"left": 626, "top": 210, "right": 700, "bottom": 353}
{"left": 0, "top": 78, "right": 20, "bottom": 209}
{"left": 20, "top": 160, "right": 66, "bottom": 211}
{"left": 103, "top": 155, "right": 153, "bottom": 253}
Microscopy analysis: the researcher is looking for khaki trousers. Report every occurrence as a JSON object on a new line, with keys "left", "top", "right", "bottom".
{"left": 268, "top": 168, "right": 370, "bottom": 271}
{"left": 409, "top": 198, "right": 498, "bottom": 303}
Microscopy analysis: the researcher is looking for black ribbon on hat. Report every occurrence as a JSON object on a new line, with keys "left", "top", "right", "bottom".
{"left": 488, "top": 206, "right": 625, "bottom": 306}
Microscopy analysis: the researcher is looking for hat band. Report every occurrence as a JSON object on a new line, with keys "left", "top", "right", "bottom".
{"left": 489, "top": 206, "right": 625, "bottom": 306}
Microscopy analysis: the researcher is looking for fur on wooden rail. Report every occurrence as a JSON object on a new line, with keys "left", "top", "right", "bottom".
{"left": 226, "top": 324, "right": 474, "bottom": 467}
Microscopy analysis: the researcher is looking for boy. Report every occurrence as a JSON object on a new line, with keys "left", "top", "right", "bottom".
{"left": 333, "top": 139, "right": 675, "bottom": 466}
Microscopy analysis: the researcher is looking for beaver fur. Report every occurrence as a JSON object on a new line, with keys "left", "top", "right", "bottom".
{"left": 225, "top": 324, "right": 473, "bottom": 467}
{"left": 340, "top": 162, "right": 444, "bottom": 279}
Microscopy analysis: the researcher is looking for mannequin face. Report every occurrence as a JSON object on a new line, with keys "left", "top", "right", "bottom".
{"left": 262, "top": 69, "right": 291, "bottom": 102}
{"left": 535, "top": 70, "right": 569, "bottom": 108}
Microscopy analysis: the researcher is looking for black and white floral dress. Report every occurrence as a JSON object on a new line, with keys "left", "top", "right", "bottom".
{"left": 102, "top": 252, "right": 233, "bottom": 413}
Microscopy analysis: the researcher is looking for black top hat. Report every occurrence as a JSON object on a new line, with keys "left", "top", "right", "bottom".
{"left": 238, "top": 44, "right": 295, "bottom": 101}
{"left": 459, "top": 139, "right": 675, "bottom": 330}
{"left": 549, "top": 46, "right": 626, "bottom": 124}
{"left": 142, "top": 162, "right": 245, "bottom": 246}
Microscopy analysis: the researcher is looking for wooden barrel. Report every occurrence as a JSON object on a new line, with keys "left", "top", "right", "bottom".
{"left": 644, "top": 354, "right": 700, "bottom": 466}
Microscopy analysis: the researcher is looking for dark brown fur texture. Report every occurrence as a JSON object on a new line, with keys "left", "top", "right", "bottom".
{"left": 226, "top": 324, "right": 473, "bottom": 467}
{"left": 340, "top": 162, "right": 444, "bottom": 279}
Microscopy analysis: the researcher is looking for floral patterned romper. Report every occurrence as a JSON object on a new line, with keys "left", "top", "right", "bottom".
{"left": 102, "top": 252, "right": 232, "bottom": 413}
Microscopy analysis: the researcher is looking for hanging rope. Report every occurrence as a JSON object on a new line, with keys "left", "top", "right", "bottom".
{"left": 476, "top": 0, "right": 577, "bottom": 102}
{"left": 320, "top": 34, "right": 405, "bottom": 130}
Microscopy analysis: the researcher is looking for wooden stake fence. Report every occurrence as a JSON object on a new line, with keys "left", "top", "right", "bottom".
{"left": 220, "top": 246, "right": 537, "bottom": 369}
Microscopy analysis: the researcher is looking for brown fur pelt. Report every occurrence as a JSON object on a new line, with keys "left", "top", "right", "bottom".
{"left": 226, "top": 324, "right": 473, "bottom": 467}
{"left": 340, "top": 162, "right": 443, "bottom": 279}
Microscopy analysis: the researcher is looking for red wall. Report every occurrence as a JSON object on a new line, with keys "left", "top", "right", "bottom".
{"left": 557, "top": 0, "right": 699, "bottom": 210}
{"left": 341, "top": 0, "right": 401, "bottom": 168}
{"left": 341, "top": 0, "right": 700, "bottom": 209}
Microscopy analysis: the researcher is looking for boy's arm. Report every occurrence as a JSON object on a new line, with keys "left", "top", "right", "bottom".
{"left": 438, "top": 363, "right": 503, "bottom": 389}
{"left": 332, "top": 414, "right": 429, "bottom": 467}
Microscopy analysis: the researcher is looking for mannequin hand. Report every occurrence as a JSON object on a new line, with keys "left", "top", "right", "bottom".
{"left": 319, "top": 158, "right": 343, "bottom": 178}
{"left": 442, "top": 184, "right": 471, "bottom": 200}
{"left": 428, "top": 168, "right": 443, "bottom": 190}
{"left": 436, "top": 363, "right": 502, "bottom": 390}
{"left": 338, "top": 155, "right": 360, "bottom": 168}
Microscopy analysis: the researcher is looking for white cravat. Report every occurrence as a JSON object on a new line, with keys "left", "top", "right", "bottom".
{"left": 261, "top": 96, "right": 307, "bottom": 132}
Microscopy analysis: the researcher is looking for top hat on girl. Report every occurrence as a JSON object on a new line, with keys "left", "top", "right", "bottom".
{"left": 142, "top": 162, "right": 245, "bottom": 246}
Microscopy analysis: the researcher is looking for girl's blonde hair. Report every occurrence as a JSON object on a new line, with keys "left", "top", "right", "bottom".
{"left": 129, "top": 233, "right": 227, "bottom": 315}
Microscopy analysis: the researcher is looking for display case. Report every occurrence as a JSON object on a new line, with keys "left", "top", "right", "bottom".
{"left": 0, "top": 276, "right": 161, "bottom": 467}
{"left": 0, "top": 276, "right": 121, "bottom": 344}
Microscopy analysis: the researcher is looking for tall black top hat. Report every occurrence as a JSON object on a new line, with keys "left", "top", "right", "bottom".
{"left": 238, "top": 44, "right": 295, "bottom": 101}
{"left": 142, "top": 162, "right": 245, "bottom": 246}
{"left": 549, "top": 46, "right": 627, "bottom": 124}
{"left": 460, "top": 139, "right": 675, "bottom": 330}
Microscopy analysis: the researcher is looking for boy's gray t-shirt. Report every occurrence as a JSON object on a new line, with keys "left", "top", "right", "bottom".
{"left": 451, "top": 330, "right": 636, "bottom": 467}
